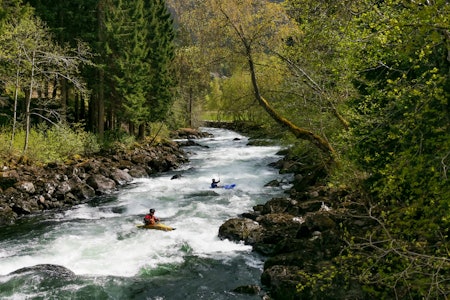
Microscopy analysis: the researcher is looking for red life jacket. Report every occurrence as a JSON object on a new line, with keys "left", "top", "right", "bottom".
{"left": 144, "top": 214, "right": 158, "bottom": 225}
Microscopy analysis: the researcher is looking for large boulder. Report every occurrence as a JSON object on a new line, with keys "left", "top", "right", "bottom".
{"left": 15, "top": 181, "right": 35, "bottom": 194}
{"left": 261, "top": 265, "right": 304, "bottom": 300}
{"left": 170, "top": 128, "right": 213, "bottom": 139}
{"left": 110, "top": 168, "right": 133, "bottom": 185}
{"left": 77, "top": 159, "right": 102, "bottom": 174}
{"left": 256, "top": 213, "right": 303, "bottom": 243}
{"left": 249, "top": 213, "right": 304, "bottom": 255}
{"left": 71, "top": 182, "right": 96, "bottom": 200}
{"left": 261, "top": 197, "right": 299, "bottom": 215}
{"left": 11, "top": 197, "right": 40, "bottom": 215}
{"left": 0, "top": 169, "right": 20, "bottom": 189}
{"left": 9, "top": 264, "right": 76, "bottom": 279}
{"left": 86, "top": 174, "right": 116, "bottom": 194}
{"left": 0, "top": 205, "right": 17, "bottom": 225}
{"left": 55, "top": 181, "right": 72, "bottom": 199}
{"left": 218, "top": 217, "right": 264, "bottom": 245}
{"left": 128, "top": 166, "right": 149, "bottom": 178}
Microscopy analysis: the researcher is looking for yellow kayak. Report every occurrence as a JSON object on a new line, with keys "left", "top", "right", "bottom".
{"left": 136, "top": 223, "right": 175, "bottom": 231}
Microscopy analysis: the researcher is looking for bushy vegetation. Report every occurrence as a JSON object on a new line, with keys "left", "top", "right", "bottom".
{"left": 0, "top": 121, "right": 174, "bottom": 165}
{"left": 0, "top": 124, "right": 100, "bottom": 164}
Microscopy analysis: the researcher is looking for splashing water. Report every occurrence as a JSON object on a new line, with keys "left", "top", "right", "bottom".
{"left": 0, "top": 127, "right": 291, "bottom": 299}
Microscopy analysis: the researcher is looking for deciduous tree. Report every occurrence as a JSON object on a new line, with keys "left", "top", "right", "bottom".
{"left": 170, "top": 0, "right": 337, "bottom": 159}
{"left": 332, "top": 1, "right": 449, "bottom": 298}
{"left": 0, "top": 15, "right": 91, "bottom": 152}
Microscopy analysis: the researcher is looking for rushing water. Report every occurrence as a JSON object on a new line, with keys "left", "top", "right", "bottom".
{"left": 0, "top": 128, "right": 291, "bottom": 300}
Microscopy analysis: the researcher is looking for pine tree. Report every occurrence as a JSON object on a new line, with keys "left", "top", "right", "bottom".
{"left": 21, "top": 0, "right": 176, "bottom": 137}
{"left": 144, "top": 0, "right": 175, "bottom": 123}
{"left": 104, "top": 0, "right": 150, "bottom": 134}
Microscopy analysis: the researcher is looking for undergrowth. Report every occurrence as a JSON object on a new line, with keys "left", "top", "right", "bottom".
{"left": 0, "top": 124, "right": 100, "bottom": 165}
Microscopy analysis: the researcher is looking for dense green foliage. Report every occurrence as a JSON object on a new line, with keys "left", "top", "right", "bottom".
{"left": 342, "top": 1, "right": 450, "bottom": 298}
{"left": 103, "top": 0, "right": 175, "bottom": 134}
{"left": 145, "top": 0, "right": 176, "bottom": 122}
{"left": 104, "top": 0, "right": 151, "bottom": 132}
{"left": 283, "top": 0, "right": 449, "bottom": 298}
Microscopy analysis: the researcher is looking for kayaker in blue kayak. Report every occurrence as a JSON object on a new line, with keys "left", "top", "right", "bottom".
{"left": 144, "top": 208, "right": 160, "bottom": 225}
{"left": 211, "top": 178, "right": 221, "bottom": 188}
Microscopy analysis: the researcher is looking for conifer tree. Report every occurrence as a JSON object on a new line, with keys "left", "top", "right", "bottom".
{"left": 104, "top": 0, "right": 150, "bottom": 135}
{"left": 20, "top": 0, "right": 176, "bottom": 137}
{"left": 144, "top": 0, "right": 175, "bottom": 123}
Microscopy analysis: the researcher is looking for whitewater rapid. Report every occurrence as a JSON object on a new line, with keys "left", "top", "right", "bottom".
{"left": 0, "top": 127, "right": 291, "bottom": 299}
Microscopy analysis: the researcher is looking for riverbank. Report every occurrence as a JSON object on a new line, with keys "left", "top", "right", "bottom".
{"left": 0, "top": 129, "right": 212, "bottom": 226}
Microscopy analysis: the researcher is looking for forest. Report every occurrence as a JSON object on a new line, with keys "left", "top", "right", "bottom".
{"left": 0, "top": 0, "right": 449, "bottom": 298}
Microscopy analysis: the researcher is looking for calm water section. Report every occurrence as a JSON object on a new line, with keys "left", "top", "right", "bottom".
{"left": 0, "top": 127, "right": 291, "bottom": 299}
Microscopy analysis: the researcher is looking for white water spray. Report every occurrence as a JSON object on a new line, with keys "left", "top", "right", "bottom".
{"left": 0, "top": 128, "right": 290, "bottom": 279}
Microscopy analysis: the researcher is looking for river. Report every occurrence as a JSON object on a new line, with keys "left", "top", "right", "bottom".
{"left": 0, "top": 127, "right": 291, "bottom": 299}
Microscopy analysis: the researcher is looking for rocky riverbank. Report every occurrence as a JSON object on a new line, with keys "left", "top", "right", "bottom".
{"left": 218, "top": 153, "right": 370, "bottom": 299}
{"left": 0, "top": 128, "right": 212, "bottom": 226}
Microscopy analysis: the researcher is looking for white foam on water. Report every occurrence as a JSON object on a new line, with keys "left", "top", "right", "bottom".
{"left": 0, "top": 127, "right": 289, "bottom": 277}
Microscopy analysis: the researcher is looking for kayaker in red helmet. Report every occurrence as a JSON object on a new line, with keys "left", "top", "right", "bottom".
{"left": 144, "top": 208, "right": 160, "bottom": 225}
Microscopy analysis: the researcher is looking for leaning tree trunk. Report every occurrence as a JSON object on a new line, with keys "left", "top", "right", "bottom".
{"left": 245, "top": 43, "right": 336, "bottom": 159}
{"left": 218, "top": 4, "right": 335, "bottom": 160}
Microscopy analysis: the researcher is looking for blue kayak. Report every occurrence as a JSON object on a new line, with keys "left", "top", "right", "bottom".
{"left": 223, "top": 184, "right": 236, "bottom": 189}
{"left": 210, "top": 183, "right": 236, "bottom": 189}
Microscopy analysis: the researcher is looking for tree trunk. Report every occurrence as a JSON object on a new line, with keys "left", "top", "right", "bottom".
{"left": 245, "top": 44, "right": 335, "bottom": 159}
{"left": 60, "top": 77, "right": 67, "bottom": 123}
{"left": 11, "top": 52, "right": 21, "bottom": 150}
{"left": 138, "top": 123, "right": 145, "bottom": 140}
{"left": 97, "top": 78, "right": 104, "bottom": 139}
{"left": 74, "top": 93, "right": 80, "bottom": 122}
{"left": 189, "top": 87, "right": 193, "bottom": 128}
{"left": 96, "top": 0, "right": 106, "bottom": 140}
{"left": 24, "top": 50, "right": 36, "bottom": 152}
